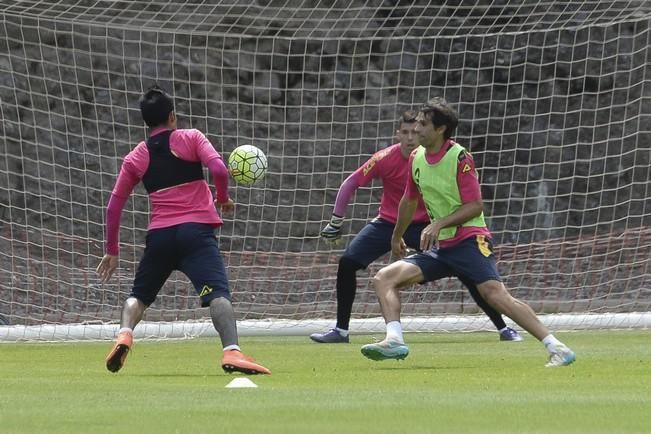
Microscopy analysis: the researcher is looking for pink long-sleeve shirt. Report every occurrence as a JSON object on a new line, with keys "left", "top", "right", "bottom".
{"left": 404, "top": 139, "right": 491, "bottom": 248}
{"left": 105, "top": 127, "right": 229, "bottom": 255}
{"left": 333, "top": 143, "right": 429, "bottom": 224}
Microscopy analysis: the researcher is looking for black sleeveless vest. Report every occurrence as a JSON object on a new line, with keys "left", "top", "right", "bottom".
{"left": 141, "top": 130, "right": 204, "bottom": 194}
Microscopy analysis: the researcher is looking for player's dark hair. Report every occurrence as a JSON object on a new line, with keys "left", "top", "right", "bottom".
{"left": 399, "top": 110, "right": 418, "bottom": 125}
{"left": 420, "top": 97, "right": 458, "bottom": 139}
{"left": 139, "top": 85, "right": 174, "bottom": 128}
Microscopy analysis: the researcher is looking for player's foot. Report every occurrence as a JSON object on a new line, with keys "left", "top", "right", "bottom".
{"left": 499, "top": 327, "right": 524, "bottom": 342}
{"left": 309, "top": 328, "right": 349, "bottom": 343}
{"left": 221, "top": 350, "right": 271, "bottom": 375}
{"left": 361, "top": 339, "right": 409, "bottom": 361}
{"left": 106, "top": 331, "right": 133, "bottom": 373}
{"left": 545, "top": 344, "right": 576, "bottom": 367}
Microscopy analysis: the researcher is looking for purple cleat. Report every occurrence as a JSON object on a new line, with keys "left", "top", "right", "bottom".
{"left": 500, "top": 327, "right": 524, "bottom": 342}
{"left": 309, "top": 328, "right": 349, "bottom": 343}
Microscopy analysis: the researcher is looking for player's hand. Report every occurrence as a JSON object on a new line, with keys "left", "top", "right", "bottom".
{"left": 320, "top": 214, "right": 344, "bottom": 244}
{"left": 420, "top": 222, "right": 442, "bottom": 251}
{"left": 391, "top": 237, "right": 408, "bottom": 258}
{"left": 215, "top": 198, "right": 235, "bottom": 214}
{"left": 96, "top": 254, "right": 118, "bottom": 283}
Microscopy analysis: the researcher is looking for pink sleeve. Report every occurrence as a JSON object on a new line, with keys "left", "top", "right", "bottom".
{"left": 457, "top": 151, "right": 482, "bottom": 203}
{"left": 105, "top": 194, "right": 128, "bottom": 256}
{"left": 405, "top": 153, "right": 421, "bottom": 199}
{"left": 193, "top": 130, "right": 230, "bottom": 203}
{"left": 332, "top": 151, "right": 384, "bottom": 217}
{"left": 332, "top": 172, "right": 362, "bottom": 217}
{"left": 174, "top": 129, "right": 230, "bottom": 203}
{"left": 207, "top": 158, "right": 230, "bottom": 203}
{"left": 188, "top": 129, "right": 220, "bottom": 163}
{"left": 111, "top": 154, "right": 143, "bottom": 199}
{"left": 356, "top": 149, "right": 388, "bottom": 186}
{"left": 106, "top": 154, "right": 142, "bottom": 255}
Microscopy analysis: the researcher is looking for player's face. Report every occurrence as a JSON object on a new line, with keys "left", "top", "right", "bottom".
{"left": 396, "top": 121, "right": 419, "bottom": 158}
{"left": 415, "top": 112, "right": 445, "bottom": 148}
{"left": 414, "top": 112, "right": 434, "bottom": 147}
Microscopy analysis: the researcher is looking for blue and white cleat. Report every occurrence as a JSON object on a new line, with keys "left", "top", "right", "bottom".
{"left": 545, "top": 344, "right": 576, "bottom": 367}
{"left": 499, "top": 327, "right": 524, "bottom": 342}
{"left": 361, "top": 340, "right": 409, "bottom": 361}
{"left": 309, "top": 328, "right": 349, "bottom": 343}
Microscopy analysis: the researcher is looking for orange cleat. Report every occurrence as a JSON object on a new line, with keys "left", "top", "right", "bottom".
{"left": 105, "top": 331, "right": 133, "bottom": 373}
{"left": 221, "top": 350, "right": 271, "bottom": 375}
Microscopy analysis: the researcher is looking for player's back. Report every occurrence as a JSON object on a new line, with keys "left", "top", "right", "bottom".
{"left": 125, "top": 128, "right": 223, "bottom": 230}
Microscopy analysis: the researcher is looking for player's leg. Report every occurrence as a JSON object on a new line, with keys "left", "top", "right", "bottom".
{"left": 209, "top": 297, "right": 238, "bottom": 349}
{"left": 309, "top": 256, "right": 363, "bottom": 343}
{"left": 106, "top": 227, "right": 175, "bottom": 373}
{"left": 372, "top": 260, "right": 423, "bottom": 323}
{"left": 476, "top": 280, "right": 546, "bottom": 338}
{"left": 361, "top": 252, "right": 449, "bottom": 361}
{"left": 334, "top": 257, "right": 363, "bottom": 329}
{"left": 177, "top": 223, "right": 235, "bottom": 346}
{"left": 119, "top": 297, "right": 147, "bottom": 329}
{"left": 476, "top": 279, "right": 575, "bottom": 366}
{"left": 178, "top": 223, "right": 270, "bottom": 375}
{"left": 310, "top": 219, "right": 392, "bottom": 343}
{"left": 457, "top": 276, "right": 523, "bottom": 342}
{"left": 474, "top": 279, "right": 558, "bottom": 347}
{"left": 397, "top": 226, "right": 521, "bottom": 342}
{"left": 444, "top": 236, "right": 575, "bottom": 367}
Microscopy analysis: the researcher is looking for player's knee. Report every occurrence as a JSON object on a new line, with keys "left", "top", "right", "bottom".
{"left": 125, "top": 296, "right": 147, "bottom": 309}
{"left": 478, "top": 280, "right": 508, "bottom": 305}
{"left": 371, "top": 274, "right": 384, "bottom": 294}
{"left": 203, "top": 290, "right": 231, "bottom": 308}
{"left": 372, "top": 267, "right": 394, "bottom": 291}
{"left": 339, "top": 256, "right": 364, "bottom": 274}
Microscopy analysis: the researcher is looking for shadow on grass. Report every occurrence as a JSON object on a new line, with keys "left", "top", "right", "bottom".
{"left": 128, "top": 372, "right": 227, "bottom": 378}
{"left": 365, "top": 363, "right": 479, "bottom": 371}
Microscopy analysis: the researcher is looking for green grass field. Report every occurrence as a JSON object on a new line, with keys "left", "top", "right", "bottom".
{"left": 1, "top": 330, "right": 649, "bottom": 433}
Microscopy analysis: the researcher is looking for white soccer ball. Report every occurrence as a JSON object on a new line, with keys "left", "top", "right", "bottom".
{"left": 227, "top": 145, "right": 268, "bottom": 186}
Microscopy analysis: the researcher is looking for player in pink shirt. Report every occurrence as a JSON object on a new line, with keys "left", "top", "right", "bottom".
{"left": 311, "top": 111, "right": 520, "bottom": 344}
{"left": 96, "top": 85, "right": 270, "bottom": 375}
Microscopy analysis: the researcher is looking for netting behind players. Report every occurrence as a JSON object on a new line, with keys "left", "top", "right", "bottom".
{"left": 1, "top": 0, "right": 650, "bottom": 340}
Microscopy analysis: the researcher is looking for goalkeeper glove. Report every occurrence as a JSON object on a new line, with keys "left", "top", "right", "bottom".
{"left": 320, "top": 214, "right": 344, "bottom": 242}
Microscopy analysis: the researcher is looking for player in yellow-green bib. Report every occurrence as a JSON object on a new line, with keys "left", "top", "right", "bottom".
{"left": 361, "top": 97, "right": 576, "bottom": 368}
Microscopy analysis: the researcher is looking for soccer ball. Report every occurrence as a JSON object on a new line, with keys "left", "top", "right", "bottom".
{"left": 227, "top": 145, "right": 268, "bottom": 186}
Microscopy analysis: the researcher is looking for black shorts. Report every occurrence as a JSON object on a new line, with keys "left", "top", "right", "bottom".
{"left": 343, "top": 218, "right": 428, "bottom": 268}
{"left": 130, "top": 222, "right": 229, "bottom": 307}
{"left": 402, "top": 235, "right": 502, "bottom": 285}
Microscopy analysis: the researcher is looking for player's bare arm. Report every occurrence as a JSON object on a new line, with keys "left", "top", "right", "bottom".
{"left": 391, "top": 195, "right": 418, "bottom": 257}
{"left": 96, "top": 254, "right": 118, "bottom": 283}
{"left": 215, "top": 197, "right": 235, "bottom": 214}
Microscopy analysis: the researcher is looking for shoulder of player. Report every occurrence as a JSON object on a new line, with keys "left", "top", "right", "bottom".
{"left": 127, "top": 141, "right": 148, "bottom": 158}
{"left": 454, "top": 145, "right": 476, "bottom": 174}
{"left": 121, "top": 141, "right": 149, "bottom": 171}
{"left": 172, "top": 128, "right": 206, "bottom": 142}
{"left": 360, "top": 144, "right": 398, "bottom": 175}
{"left": 452, "top": 143, "right": 472, "bottom": 161}
{"left": 373, "top": 143, "right": 399, "bottom": 158}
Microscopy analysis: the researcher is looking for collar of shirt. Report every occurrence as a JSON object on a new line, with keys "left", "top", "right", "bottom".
{"left": 149, "top": 127, "right": 174, "bottom": 137}
{"left": 424, "top": 138, "right": 455, "bottom": 164}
